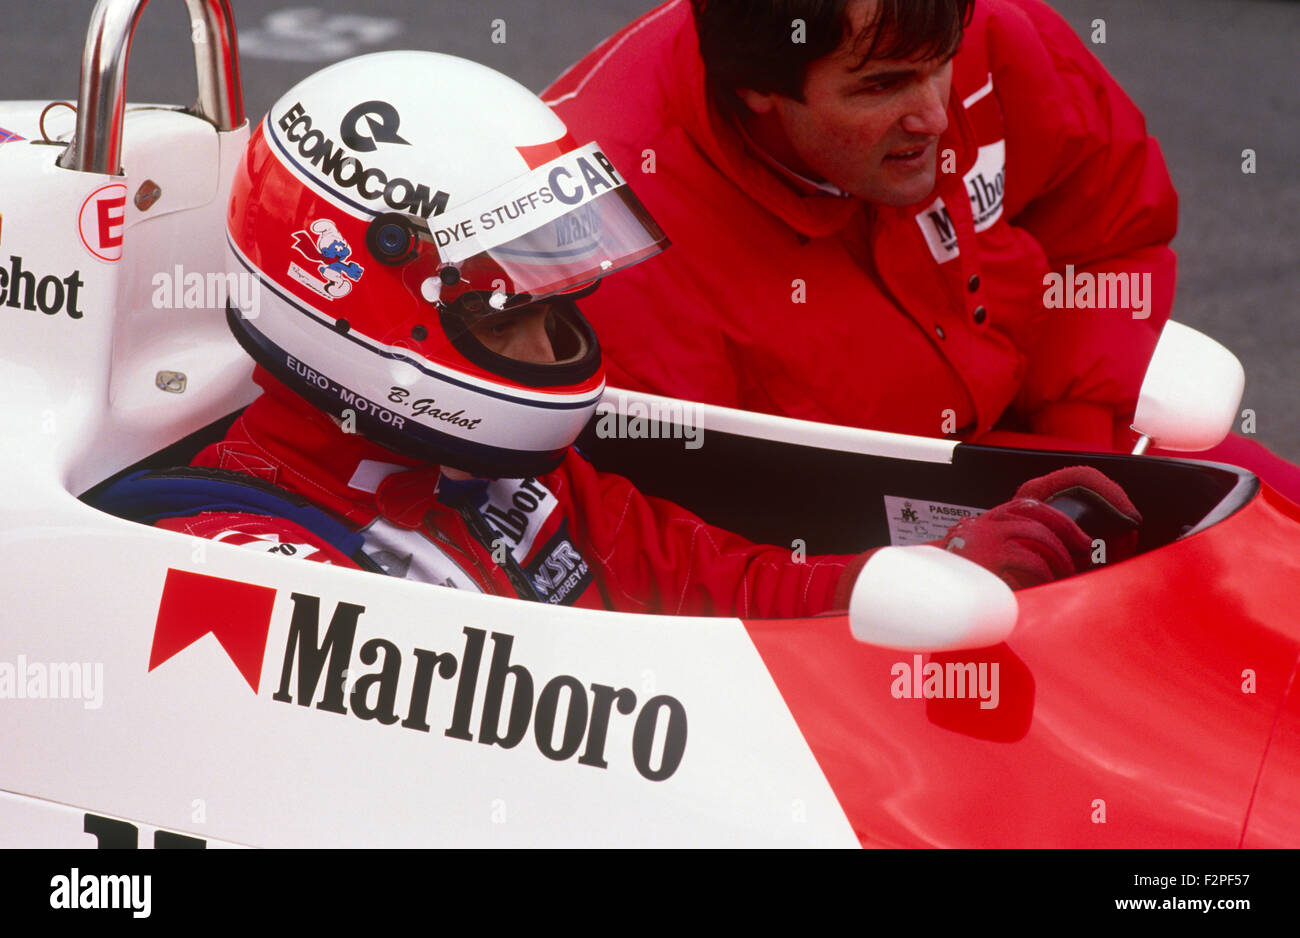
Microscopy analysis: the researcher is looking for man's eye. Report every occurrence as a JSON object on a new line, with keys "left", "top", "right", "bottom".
{"left": 859, "top": 79, "right": 899, "bottom": 94}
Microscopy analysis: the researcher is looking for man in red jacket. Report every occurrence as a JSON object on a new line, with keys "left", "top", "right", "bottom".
{"left": 94, "top": 51, "right": 1140, "bottom": 616}
{"left": 545, "top": 0, "right": 1300, "bottom": 500}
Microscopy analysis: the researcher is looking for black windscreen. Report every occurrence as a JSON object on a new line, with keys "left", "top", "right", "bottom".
{"left": 575, "top": 418, "right": 1254, "bottom": 556}
{"left": 81, "top": 407, "right": 1256, "bottom": 561}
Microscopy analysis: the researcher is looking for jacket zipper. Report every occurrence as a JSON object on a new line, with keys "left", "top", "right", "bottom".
{"left": 423, "top": 519, "right": 502, "bottom": 596}
{"left": 445, "top": 497, "right": 543, "bottom": 602}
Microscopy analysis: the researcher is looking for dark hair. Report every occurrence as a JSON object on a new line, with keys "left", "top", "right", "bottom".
{"left": 692, "top": 0, "right": 975, "bottom": 101}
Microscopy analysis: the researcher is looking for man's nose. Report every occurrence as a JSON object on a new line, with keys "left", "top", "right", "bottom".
{"left": 900, "top": 74, "right": 950, "bottom": 137}
{"left": 505, "top": 314, "right": 557, "bottom": 364}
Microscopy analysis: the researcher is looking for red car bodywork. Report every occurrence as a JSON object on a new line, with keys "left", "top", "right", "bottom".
{"left": 748, "top": 485, "right": 1300, "bottom": 847}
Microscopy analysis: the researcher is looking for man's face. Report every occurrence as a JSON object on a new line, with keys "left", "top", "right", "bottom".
{"left": 439, "top": 303, "right": 564, "bottom": 482}
{"left": 739, "top": 0, "right": 956, "bottom": 207}
{"left": 468, "top": 304, "right": 558, "bottom": 363}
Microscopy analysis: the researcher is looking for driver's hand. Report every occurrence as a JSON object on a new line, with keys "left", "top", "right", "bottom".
{"left": 935, "top": 467, "right": 1141, "bottom": 589}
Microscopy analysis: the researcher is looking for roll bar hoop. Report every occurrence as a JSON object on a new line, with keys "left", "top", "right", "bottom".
{"left": 57, "top": 0, "right": 244, "bottom": 174}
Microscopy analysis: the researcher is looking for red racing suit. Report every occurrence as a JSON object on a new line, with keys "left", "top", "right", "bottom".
{"left": 544, "top": 0, "right": 1177, "bottom": 449}
{"left": 157, "top": 369, "right": 862, "bottom": 617}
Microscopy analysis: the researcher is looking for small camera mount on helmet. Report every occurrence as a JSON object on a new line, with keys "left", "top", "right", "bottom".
{"left": 366, "top": 212, "right": 421, "bottom": 266}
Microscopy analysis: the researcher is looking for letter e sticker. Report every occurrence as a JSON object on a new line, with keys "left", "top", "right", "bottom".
{"left": 78, "top": 183, "right": 128, "bottom": 262}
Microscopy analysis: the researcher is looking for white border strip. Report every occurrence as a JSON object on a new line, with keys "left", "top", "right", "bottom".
{"left": 599, "top": 388, "right": 957, "bottom": 463}
{"left": 962, "top": 73, "right": 994, "bottom": 109}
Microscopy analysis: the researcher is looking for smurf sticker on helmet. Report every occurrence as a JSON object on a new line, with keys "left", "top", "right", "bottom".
{"left": 288, "top": 219, "right": 365, "bottom": 299}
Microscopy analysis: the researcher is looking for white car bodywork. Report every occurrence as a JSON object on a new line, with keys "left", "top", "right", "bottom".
{"left": 0, "top": 75, "right": 976, "bottom": 845}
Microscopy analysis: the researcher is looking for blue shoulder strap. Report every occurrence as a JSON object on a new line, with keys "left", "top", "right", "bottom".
{"left": 87, "top": 467, "right": 368, "bottom": 560}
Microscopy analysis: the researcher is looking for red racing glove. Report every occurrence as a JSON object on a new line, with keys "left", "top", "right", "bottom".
{"left": 1015, "top": 465, "right": 1142, "bottom": 565}
{"left": 830, "top": 467, "right": 1142, "bottom": 608}
{"left": 935, "top": 466, "right": 1142, "bottom": 590}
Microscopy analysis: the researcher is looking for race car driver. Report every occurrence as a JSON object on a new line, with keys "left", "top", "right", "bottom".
{"left": 94, "top": 52, "right": 1141, "bottom": 615}
{"left": 544, "top": 0, "right": 1300, "bottom": 502}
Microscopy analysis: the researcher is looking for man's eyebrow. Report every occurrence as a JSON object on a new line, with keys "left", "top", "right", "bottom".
{"left": 848, "top": 63, "right": 919, "bottom": 82}
{"left": 845, "top": 39, "right": 963, "bottom": 78}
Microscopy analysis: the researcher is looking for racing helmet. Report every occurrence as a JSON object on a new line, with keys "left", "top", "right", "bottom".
{"left": 225, "top": 51, "right": 669, "bottom": 477}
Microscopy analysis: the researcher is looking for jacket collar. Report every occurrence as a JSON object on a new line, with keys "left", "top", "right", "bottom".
{"left": 677, "top": 49, "right": 861, "bottom": 238}
{"left": 728, "top": 114, "right": 851, "bottom": 198}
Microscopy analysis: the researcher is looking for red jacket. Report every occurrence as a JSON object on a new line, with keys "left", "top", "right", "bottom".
{"left": 163, "top": 369, "right": 861, "bottom": 617}
{"left": 545, "top": 0, "right": 1178, "bottom": 448}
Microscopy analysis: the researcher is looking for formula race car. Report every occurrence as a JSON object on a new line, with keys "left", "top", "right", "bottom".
{"left": 1, "top": 0, "right": 1298, "bottom": 848}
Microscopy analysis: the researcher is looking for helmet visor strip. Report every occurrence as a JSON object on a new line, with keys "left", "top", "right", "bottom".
{"left": 416, "top": 141, "right": 669, "bottom": 310}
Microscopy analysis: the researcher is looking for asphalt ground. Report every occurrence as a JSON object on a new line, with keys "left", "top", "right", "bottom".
{"left": 2, "top": 0, "right": 1296, "bottom": 460}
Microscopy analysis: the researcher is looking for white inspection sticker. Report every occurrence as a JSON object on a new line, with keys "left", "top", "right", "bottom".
{"left": 883, "top": 495, "right": 987, "bottom": 546}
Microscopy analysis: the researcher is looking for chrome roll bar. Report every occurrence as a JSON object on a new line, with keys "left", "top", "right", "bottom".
{"left": 57, "top": 0, "right": 244, "bottom": 174}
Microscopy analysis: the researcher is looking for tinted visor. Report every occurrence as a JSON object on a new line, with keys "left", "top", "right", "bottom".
{"left": 430, "top": 184, "right": 667, "bottom": 310}
{"left": 401, "top": 141, "right": 668, "bottom": 310}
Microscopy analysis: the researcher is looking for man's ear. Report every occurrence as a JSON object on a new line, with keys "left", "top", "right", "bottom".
{"left": 736, "top": 87, "right": 778, "bottom": 115}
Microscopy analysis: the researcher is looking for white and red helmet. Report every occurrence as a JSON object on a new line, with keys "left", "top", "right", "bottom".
{"left": 226, "top": 51, "right": 668, "bottom": 476}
